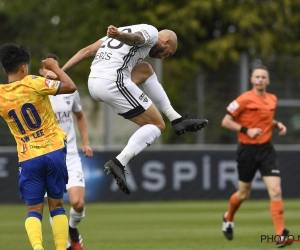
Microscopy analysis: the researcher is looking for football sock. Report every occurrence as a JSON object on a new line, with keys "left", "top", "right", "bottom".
{"left": 142, "top": 73, "right": 181, "bottom": 121}
{"left": 69, "top": 207, "right": 85, "bottom": 229}
{"left": 25, "top": 214, "right": 43, "bottom": 249}
{"left": 226, "top": 193, "right": 242, "bottom": 222}
{"left": 270, "top": 200, "right": 284, "bottom": 235}
{"left": 116, "top": 124, "right": 161, "bottom": 166}
{"left": 51, "top": 210, "right": 68, "bottom": 250}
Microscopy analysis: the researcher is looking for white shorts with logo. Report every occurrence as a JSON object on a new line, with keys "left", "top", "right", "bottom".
{"left": 66, "top": 153, "right": 85, "bottom": 190}
{"left": 88, "top": 77, "right": 152, "bottom": 119}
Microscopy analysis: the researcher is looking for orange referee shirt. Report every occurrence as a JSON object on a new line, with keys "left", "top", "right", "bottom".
{"left": 226, "top": 89, "right": 277, "bottom": 144}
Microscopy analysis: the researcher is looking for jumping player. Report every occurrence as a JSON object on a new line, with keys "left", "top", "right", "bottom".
{"left": 62, "top": 24, "right": 209, "bottom": 195}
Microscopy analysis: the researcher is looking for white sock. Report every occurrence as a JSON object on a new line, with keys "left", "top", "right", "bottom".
{"left": 142, "top": 73, "right": 181, "bottom": 121}
{"left": 69, "top": 207, "right": 85, "bottom": 229}
{"left": 116, "top": 124, "right": 161, "bottom": 166}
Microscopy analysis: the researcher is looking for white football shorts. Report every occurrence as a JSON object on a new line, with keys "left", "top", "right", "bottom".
{"left": 88, "top": 77, "right": 152, "bottom": 119}
{"left": 65, "top": 153, "right": 85, "bottom": 190}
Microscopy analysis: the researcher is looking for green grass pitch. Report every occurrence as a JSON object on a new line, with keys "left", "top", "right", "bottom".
{"left": 0, "top": 199, "right": 298, "bottom": 250}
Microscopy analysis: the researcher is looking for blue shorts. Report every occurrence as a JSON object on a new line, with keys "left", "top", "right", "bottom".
{"left": 18, "top": 147, "right": 68, "bottom": 201}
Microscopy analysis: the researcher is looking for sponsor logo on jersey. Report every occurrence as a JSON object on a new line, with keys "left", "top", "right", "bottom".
{"left": 31, "top": 75, "right": 39, "bottom": 79}
{"left": 45, "top": 79, "right": 59, "bottom": 88}
{"left": 227, "top": 100, "right": 239, "bottom": 113}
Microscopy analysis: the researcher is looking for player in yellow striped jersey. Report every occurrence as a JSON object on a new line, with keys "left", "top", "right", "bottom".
{"left": 0, "top": 43, "right": 77, "bottom": 250}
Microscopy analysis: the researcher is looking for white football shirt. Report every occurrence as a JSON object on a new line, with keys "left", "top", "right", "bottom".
{"left": 89, "top": 24, "right": 158, "bottom": 80}
{"left": 49, "top": 91, "right": 82, "bottom": 155}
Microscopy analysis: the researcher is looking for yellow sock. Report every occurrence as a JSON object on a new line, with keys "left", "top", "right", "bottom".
{"left": 25, "top": 217, "right": 43, "bottom": 249}
{"left": 52, "top": 214, "right": 68, "bottom": 250}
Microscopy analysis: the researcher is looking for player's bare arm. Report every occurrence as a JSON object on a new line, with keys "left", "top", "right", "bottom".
{"left": 74, "top": 111, "right": 93, "bottom": 158}
{"left": 62, "top": 40, "right": 103, "bottom": 72}
{"left": 273, "top": 120, "right": 287, "bottom": 136}
{"left": 42, "top": 58, "right": 76, "bottom": 94}
{"left": 221, "top": 114, "right": 262, "bottom": 138}
{"left": 107, "top": 25, "right": 145, "bottom": 46}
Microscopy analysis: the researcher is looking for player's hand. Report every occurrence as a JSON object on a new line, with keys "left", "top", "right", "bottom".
{"left": 42, "top": 58, "right": 59, "bottom": 71}
{"left": 107, "top": 25, "right": 121, "bottom": 39}
{"left": 276, "top": 122, "right": 287, "bottom": 136}
{"left": 82, "top": 144, "right": 93, "bottom": 158}
{"left": 44, "top": 70, "right": 58, "bottom": 79}
{"left": 247, "top": 127, "right": 263, "bottom": 139}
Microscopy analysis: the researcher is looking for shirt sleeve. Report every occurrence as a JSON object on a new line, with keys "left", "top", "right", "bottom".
{"left": 72, "top": 90, "right": 82, "bottom": 113}
{"left": 226, "top": 95, "right": 247, "bottom": 118}
{"left": 139, "top": 24, "right": 158, "bottom": 46}
{"left": 29, "top": 75, "right": 61, "bottom": 96}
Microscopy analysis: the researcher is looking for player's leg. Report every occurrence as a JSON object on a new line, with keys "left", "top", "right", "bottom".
{"left": 131, "top": 62, "right": 208, "bottom": 135}
{"left": 25, "top": 202, "right": 45, "bottom": 250}
{"left": 89, "top": 77, "right": 163, "bottom": 194}
{"left": 45, "top": 147, "right": 69, "bottom": 250}
{"left": 264, "top": 176, "right": 293, "bottom": 247}
{"left": 104, "top": 103, "right": 163, "bottom": 194}
{"left": 222, "top": 181, "right": 251, "bottom": 240}
{"left": 66, "top": 156, "right": 85, "bottom": 250}
{"left": 47, "top": 197, "right": 68, "bottom": 250}
{"left": 222, "top": 144, "right": 256, "bottom": 240}
{"left": 260, "top": 143, "right": 292, "bottom": 247}
{"left": 68, "top": 187, "right": 85, "bottom": 250}
{"left": 19, "top": 158, "right": 46, "bottom": 250}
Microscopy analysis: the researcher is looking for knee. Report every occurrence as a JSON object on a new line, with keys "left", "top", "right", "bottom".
{"left": 157, "top": 121, "right": 166, "bottom": 132}
{"left": 71, "top": 199, "right": 85, "bottom": 213}
{"left": 131, "top": 62, "right": 154, "bottom": 85}
{"left": 269, "top": 185, "right": 282, "bottom": 200}
{"left": 237, "top": 190, "right": 250, "bottom": 201}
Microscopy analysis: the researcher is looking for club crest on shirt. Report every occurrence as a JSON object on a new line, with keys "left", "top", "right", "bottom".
{"left": 45, "top": 79, "right": 59, "bottom": 88}
{"left": 31, "top": 75, "right": 39, "bottom": 79}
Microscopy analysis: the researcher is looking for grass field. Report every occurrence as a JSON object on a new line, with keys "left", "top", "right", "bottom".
{"left": 0, "top": 199, "right": 299, "bottom": 250}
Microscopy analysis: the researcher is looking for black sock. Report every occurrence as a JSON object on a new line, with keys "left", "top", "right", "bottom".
{"left": 112, "top": 158, "right": 124, "bottom": 167}
{"left": 171, "top": 117, "right": 183, "bottom": 125}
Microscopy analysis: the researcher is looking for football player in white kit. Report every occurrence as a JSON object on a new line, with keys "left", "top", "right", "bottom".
{"left": 40, "top": 54, "right": 93, "bottom": 250}
{"left": 62, "top": 24, "right": 208, "bottom": 195}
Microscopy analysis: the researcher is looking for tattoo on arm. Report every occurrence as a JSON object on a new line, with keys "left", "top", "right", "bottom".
{"left": 118, "top": 32, "right": 145, "bottom": 46}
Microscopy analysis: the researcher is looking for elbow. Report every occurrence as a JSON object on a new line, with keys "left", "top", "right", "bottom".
{"left": 221, "top": 119, "right": 226, "bottom": 128}
{"left": 64, "top": 84, "right": 77, "bottom": 94}
{"left": 82, "top": 47, "right": 95, "bottom": 57}
{"left": 70, "top": 85, "right": 77, "bottom": 93}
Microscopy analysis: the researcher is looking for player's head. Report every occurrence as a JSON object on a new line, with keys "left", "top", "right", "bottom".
{"left": 0, "top": 43, "right": 30, "bottom": 76}
{"left": 39, "top": 53, "right": 59, "bottom": 77}
{"left": 149, "top": 29, "right": 177, "bottom": 60}
{"left": 251, "top": 65, "right": 270, "bottom": 89}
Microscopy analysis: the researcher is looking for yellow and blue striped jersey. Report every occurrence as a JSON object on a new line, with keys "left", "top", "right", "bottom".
{"left": 0, "top": 75, "right": 67, "bottom": 162}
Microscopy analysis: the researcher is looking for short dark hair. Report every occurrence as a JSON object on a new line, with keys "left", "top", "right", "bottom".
{"left": 0, "top": 43, "right": 30, "bottom": 74}
{"left": 251, "top": 65, "right": 269, "bottom": 75}
{"left": 40, "top": 53, "right": 59, "bottom": 69}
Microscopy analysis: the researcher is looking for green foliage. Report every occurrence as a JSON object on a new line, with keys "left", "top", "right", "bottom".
{"left": 1, "top": 0, "right": 300, "bottom": 144}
